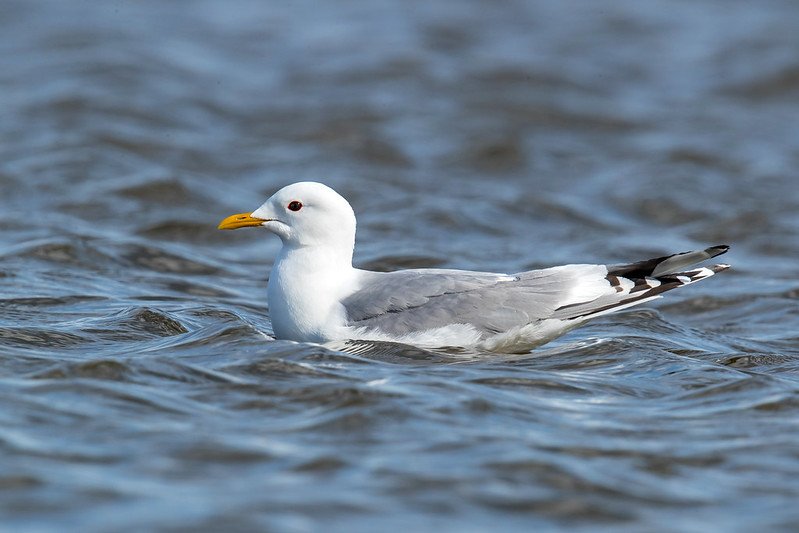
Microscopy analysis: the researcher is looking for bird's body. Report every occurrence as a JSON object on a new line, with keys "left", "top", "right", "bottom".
{"left": 219, "top": 182, "right": 730, "bottom": 353}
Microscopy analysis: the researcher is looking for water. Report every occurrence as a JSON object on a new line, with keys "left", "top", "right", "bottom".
{"left": 2, "top": 0, "right": 799, "bottom": 531}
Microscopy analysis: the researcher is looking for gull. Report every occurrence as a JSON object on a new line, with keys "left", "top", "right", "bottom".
{"left": 219, "top": 182, "right": 729, "bottom": 353}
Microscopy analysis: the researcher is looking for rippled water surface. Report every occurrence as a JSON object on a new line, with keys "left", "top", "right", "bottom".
{"left": 2, "top": 1, "right": 799, "bottom": 531}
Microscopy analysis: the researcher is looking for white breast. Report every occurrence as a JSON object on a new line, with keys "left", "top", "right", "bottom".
{"left": 267, "top": 247, "right": 358, "bottom": 342}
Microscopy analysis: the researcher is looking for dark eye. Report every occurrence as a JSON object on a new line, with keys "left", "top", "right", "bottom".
{"left": 287, "top": 201, "right": 303, "bottom": 212}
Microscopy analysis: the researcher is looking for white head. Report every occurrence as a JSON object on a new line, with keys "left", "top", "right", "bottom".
{"left": 218, "top": 181, "right": 357, "bottom": 253}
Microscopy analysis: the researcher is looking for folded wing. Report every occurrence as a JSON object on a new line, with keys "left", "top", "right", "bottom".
{"left": 342, "top": 245, "right": 730, "bottom": 339}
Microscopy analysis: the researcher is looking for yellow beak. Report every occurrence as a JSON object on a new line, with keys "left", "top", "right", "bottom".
{"left": 217, "top": 212, "right": 266, "bottom": 230}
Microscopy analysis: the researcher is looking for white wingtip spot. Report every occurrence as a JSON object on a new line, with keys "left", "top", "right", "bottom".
{"left": 618, "top": 277, "right": 635, "bottom": 292}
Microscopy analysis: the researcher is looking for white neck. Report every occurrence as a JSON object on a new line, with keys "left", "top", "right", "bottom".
{"left": 267, "top": 242, "right": 358, "bottom": 342}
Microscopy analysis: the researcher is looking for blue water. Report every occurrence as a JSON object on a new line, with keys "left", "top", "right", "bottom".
{"left": 2, "top": 0, "right": 799, "bottom": 531}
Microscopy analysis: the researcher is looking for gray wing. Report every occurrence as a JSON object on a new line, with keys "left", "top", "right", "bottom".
{"left": 342, "top": 265, "right": 611, "bottom": 336}
{"left": 342, "top": 245, "right": 730, "bottom": 338}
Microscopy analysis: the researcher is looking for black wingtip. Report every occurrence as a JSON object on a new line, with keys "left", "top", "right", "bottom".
{"left": 706, "top": 245, "right": 730, "bottom": 258}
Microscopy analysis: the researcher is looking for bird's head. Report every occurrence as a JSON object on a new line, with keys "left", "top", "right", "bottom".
{"left": 218, "top": 181, "right": 356, "bottom": 251}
